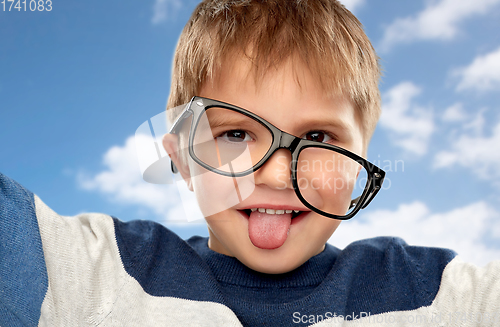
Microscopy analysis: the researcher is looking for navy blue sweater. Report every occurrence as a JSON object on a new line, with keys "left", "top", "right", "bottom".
{"left": 1, "top": 172, "right": 499, "bottom": 326}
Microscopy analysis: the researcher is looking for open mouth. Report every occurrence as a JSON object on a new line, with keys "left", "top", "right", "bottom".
{"left": 239, "top": 207, "right": 311, "bottom": 249}
{"left": 240, "top": 209, "right": 305, "bottom": 219}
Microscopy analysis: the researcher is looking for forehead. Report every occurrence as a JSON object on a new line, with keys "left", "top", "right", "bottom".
{"left": 199, "top": 56, "right": 364, "bottom": 154}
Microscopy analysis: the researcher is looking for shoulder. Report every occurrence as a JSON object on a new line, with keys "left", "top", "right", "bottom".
{"left": 339, "top": 236, "right": 457, "bottom": 271}
{"left": 329, "top": 238, "right": 500, "bottom": 326}
{"left": 328, "top": 237, "right": 458, "bottom": 314}
{"left": 113, "top": 218, "right": 197, "bottom": 275}
{"left": 341, "top": 236, "right": 458, "bottom": 291}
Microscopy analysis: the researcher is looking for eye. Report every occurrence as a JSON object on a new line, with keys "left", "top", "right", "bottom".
{"left": 218, "top": 130, "right": 253, "bottom": 143}
{"left": 303, "top": 131, "right": 332, "bottom": 143}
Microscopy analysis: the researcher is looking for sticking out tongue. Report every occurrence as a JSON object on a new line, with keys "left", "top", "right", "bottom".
{"left": 248, "top": 211, "right": 292, "bottom": 249}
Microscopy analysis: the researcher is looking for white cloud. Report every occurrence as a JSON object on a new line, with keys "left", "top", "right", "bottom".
{"left": 462, "top": 108, "right": 487, "bottom": 135}
{"left": 380, "top": 0, "right": 500, "bottom": 52}
{"left": 380, "top": 82, "right": 434, "bottom": 156}
{"left": 454, "top": 46, "right": 500, "bottom": 92}
{"left": 340, "top": 0, "right": 365, "bottom": 13}
{"left": 329, "top": 201, "right": 500, "bottom": 266}
{"left": 152, "top": 0, "right": 183, "bottom": 24}
{"left": 442, "top": 103, "right": 467, "bottom": 123}
{"left": 78, "top": 135, "right": 204, "bottom": 224}
{"left": 434, "top": 117, "right": 500, "bottom": 183}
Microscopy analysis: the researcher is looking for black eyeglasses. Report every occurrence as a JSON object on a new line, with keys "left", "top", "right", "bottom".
{"left": 169, "top": 96, "right": 385, "bottom": 220}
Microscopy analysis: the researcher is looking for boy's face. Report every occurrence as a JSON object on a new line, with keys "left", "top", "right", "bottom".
{"left": 169, "top": 56, "right": 364, "bottom": 274}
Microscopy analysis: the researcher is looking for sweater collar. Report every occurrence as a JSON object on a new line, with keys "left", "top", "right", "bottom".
{"left": 187, "top": 236, "right": 340, "bottom": 288}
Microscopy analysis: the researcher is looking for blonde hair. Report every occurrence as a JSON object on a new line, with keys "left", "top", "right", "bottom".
{"left": 167, "top": 0, "right": 381, "bottom": 154}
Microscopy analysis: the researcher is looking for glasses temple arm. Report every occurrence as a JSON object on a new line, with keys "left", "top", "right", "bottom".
{"left": 349, "top": 196, "right": 361, "bottom": 209}
{"left": 349, "top": 171, "right": 385, "bottom": 210}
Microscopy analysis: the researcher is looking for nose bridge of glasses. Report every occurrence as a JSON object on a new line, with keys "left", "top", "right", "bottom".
{"left": 278, "top": 131, "right": 301, "bottom": 152}
{"left": 255, "top": 131, "right": 298, "bottom": 177}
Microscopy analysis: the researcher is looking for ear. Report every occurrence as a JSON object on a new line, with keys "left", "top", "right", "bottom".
{"left": 162, "top": 133, "right": 193, "bottom": 191}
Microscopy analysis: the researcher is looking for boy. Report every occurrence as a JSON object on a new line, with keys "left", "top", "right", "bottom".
{"left": 1, "top": 0, "right": 499, "bottom": 326}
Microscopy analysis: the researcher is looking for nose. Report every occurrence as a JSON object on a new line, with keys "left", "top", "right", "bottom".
{"left": 254, "top": 148, "right": 293, "bottom": 190}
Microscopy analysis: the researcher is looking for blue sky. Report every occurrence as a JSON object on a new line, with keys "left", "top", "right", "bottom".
{"left": 1, "top": 0, "right": 500, "bottom": 266}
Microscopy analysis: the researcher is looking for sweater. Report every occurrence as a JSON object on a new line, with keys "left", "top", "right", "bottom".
{"left": 1, "top": 172, "right": 499, "bottom": 326}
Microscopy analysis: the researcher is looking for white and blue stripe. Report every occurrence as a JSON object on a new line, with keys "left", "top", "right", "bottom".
{"left": 1, "top": 172, "right": 499, "bottom": 326}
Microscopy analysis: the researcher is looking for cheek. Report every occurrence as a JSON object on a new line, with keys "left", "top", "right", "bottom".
{"left": 293, "top": 214, "right": 341, "bottom": 257}
{"left": 322, "top": 218, "right": 342, "bottom": 236}
{"left": 316, "top": 216, "right": 342, "bottom": 244}
{"left": 295, "top": 152, "right": 359, "bottom": 216}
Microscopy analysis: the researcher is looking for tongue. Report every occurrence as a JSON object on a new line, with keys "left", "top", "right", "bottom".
{"left": 248, "top": 211, "right": 292, "bottom": 249}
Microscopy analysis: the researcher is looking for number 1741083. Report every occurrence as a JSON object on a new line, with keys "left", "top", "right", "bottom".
{"left": 2, "top": 0, "right": 52, "bottom": 11}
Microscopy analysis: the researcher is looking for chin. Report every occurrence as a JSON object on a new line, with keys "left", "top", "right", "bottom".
{"left": 237, "top": 243, "right": 311, "bottom": 275}
{"left": 245, "top": 259, "right": 302, "bottom": 275}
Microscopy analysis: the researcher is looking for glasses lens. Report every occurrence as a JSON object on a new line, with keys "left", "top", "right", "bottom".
{"left": 295, "top": 147, "right": 368, "bottom": 217}
{"left": 192, "top": 107, "right": 273, "bottom": 174}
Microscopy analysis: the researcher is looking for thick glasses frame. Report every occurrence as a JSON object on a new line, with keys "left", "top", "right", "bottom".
{"left": 169, "top": 96, "right": 385, "bottom": 220}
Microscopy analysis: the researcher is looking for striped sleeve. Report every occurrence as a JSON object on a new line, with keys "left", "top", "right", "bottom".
{"left": 0, "top": 173, "right": 48, "bottom": 327}
{"left": 0, "top": 173, "right": 241, "bottom": 327}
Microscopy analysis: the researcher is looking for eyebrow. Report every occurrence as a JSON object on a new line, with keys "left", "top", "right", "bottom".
{"left": 203, "top": 111, "right": 263, "bottom": 131}
{"left": 302, "top": 118, "right": 351, "bottom": 131}
{"left": 206, "top": 115, "right": 247, "bottom": 128}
